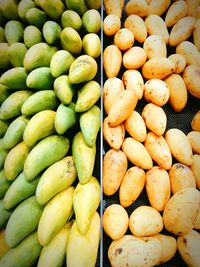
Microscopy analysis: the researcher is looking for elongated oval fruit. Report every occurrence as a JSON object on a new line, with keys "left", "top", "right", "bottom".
{"left": 42, "top": 21, "right": 61, "bottom": 45}
{"left": 103, "top": 45, "right": 122, "bottom": 78}
{"left": 0, "top": 67, "right": 28, "bottom": 89}
{"left": 8, "top": 43, "right": 27, "bottom": 67}
{"left": 60, "top": 27, "right": 82, "bottom": 55}
{"left": 5, "top": 20, "right": 24, "bottom": 44}
{"left": 26, "top": 67, "right": 54, "bottom": 90}
{"left": 165, "top": 0, "right": 188, "bottom": 27}
{"left": 37, "top": 0, "right": 64, "bottom": 20}
{"left": 54, "top": 75, "right": 74, "bottom": 105}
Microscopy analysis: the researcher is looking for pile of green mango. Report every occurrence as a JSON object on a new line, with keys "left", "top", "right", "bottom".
{"left": 0, "top": 0, "right": 101, "bottom": 266}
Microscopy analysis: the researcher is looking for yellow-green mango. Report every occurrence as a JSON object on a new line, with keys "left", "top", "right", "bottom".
{"left": 0, "top": 120, "right": 8, "bottom": 138}
{"left": 67, "top": 212, "right": 100, "bottom": 267}
{"left": 5, "top": 196, "right": 43, "bottom": 247}
{"left": 5, "top": 20, "right": 24, "bottom": 44}
{"left": 43, "top": 21, "right": 61, "bottom": 45}
{"left": 61, "top": 27, "right": 82, "bottom": 55}
{"left": 0, "top": 231, "right": 42, "bottom": 267}
{"left": 0, "top": 150, "right": 8, "bottom": 170}
{"left": 55, "top": 103, "right": 77, "bottom": 135}
{"left": 72, "top": 132, "right": 96, "bottom": 184}
{"left": 0, "top": 43, "right": 10, "bottom": 69}
{"left": 0, "top": 230, "right": 10, "bottom": 260}
{"left": 83, "top": 33, "right": 101, "bottom": 58}
{"left": 21, "top": 90, "right": 57, "bottom": 116}
{"left": 38, "top": 0, "right": 64, "bottom": 20}
{"left": 18, "top": 0, "right": 36, "bottom": 21}
{"left": 8, "top": 43, "right": 27, "bottom": 67}
{"left": 4, "top": 141, "right": 30, "bottom": 181}
{"left": 50, "top": 50, "right": 75, "bottom": 78}
{"left": 80, "top": 105, "right": 100, "bottom": 147}
{"left": 38, "top": 221, "right": 73, "bottom": 267}
{"left": 3, "top": 172, "right": 40, "bottom": 210}
{"left": 23, "top": 42, "right": 57, "bottom": 71}
{"left": 0, "top": 84, "right": 9, "bottom": 105}
{"left": 65, "top": 0, "right": 88, "bottom": 16}
{"left": 73, "top": 177, "right": 100, "bottom": 234}
{"left": 0, "top": 27, "right": 5, "bottom": 42}
{"left": 0, "top": 90, "right": 32, "bottom": 120}
{"left": 38, "top": 186, "right": 74, "bottom": 246}
{"left": 61, "top": 10, "right": 82, "bottom": 31}
{"left": 24, "top": 25, "right": 42, "bottom": 48}
{"left": 24, "top": 135, "right": 69, "bottom": 181}
{"left": 0, "top": 170, "right": 11, "bottom": 199}
{"left": 75, "top": 81, "right": 100, "bottom": 112}
{"left": 0, "top": 200, "right": 12, "bottom": 230}
{"left": 25, "top": 7, "right": 47, "bottom": 28}
{"left": 0, "top": 0, "right": 18, "bottom": 20}
{"left": 3, "top": 115, "right": 29, "bottom": 150}
{"left": 23, "top": 110, "right": 56, "bottom": 147}
{"left": 69, "top": 55, "right": 97, "bottom": 84}
{"left": 85, "top": 0, "right": 101, "bottom": 9}
{"left": 54, "top": 75, "right": 74, "bottom": 105}
{"left": 82, "top": 9, "right": 101, "bottom": 33}
{"left": 0, "top": 67, "right": 28, "bottom": 90}
{"left": 36, "top": 156, "right": 77, "bottom": 205}
{"left": 26, "top": 67, "right": 54, "bottom": 90}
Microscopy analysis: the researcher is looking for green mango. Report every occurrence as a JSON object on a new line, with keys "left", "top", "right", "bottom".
{"left": 8, "top": 43, "right": 27, "bottom": 67}
{"left": 61, "top": 10, "right": 82, "bottom": 31}
{"left": 0, "top": 43, "right": 10, "bottom": 69}
{"left": 21, "top": 90, "right": 57, "bottom": 116}
{"left": 75, "top": 80, "right": 100, "bottom": 112}
{"left": 38, "top": 0, "right": 64, "bottom": 20}
{"left": 5, "top": 20, "right": 24, "bottom": 44}
{"left": 3, "top": 173, "right": 40, "bottom": 210}
{"left": 0, "top": 149, "right": 8, "bottom": 170}
{"left": 85, "top": 0, "right": 101, "bottom": 9}
{"left": 0, "top": 67, "right": 28, "bottom": 90}
{"left": 0, "top": 232, "right": 42, "bottom": 267}
{"left": 80, "top": 105, "right": 100, "bottom": 147}
{"left": 23, "top": 110, "right": 56, "bottom": 147}
{"left": 0, "top": 120, "right": 8, "bottom": 137}
{"left": 54, "top": 75, "right": 74, "bottom": 105}
{"left": 73, "top": 177, "right": 100, "bottom": 234}
{"left": 5, "top": 196, "right": 43, "bottom": 247}
{"left": 65, "top": 0, "right": 88, "bottom": 16}
{"left": 38, "top": 222, "right": 72, "bottom": 267}
{"left": 0, "top": 90, "right": 32, "bottom": 120}
{"left": 24, "top": 25, "right": 42, "bottom": 48}
{"left": 82, "top": 9, "right": 101, "bottom": 33}
{"left": 0, "top": 27, "right": 5, "bottom": 42}
{"left": 38, "top": 187, "right": 74, "bottom": 246}
{"left": 0, "top": 170, "right": 11, "bottom": 199}
{"left": 23, "top": 42, "right": 57, "bottom": 71}
{"left": 36, "top": 156, "right": 77, "bottom": 205}
{"left": 18, "top": 0, "right": 36, "bottom": 21}
{"left": 50, "top": 50, "right": 75, "bottom": 78}
{"left": 43, "top": 21, "right": 61, "bottom": 45}
{"left": 25, "top": 8, "right": 47, "bottom": 28}
{"left": 24, "top": 135, "right": 69, "bottom": 181}
{"left": 82, "top": 33, "right": 101, "bottom": 58}
{"left": 3, "top": 115, "right": 29, "bottom": 150}
{"left": 0, "top": 229, "right": 10, "bottom": 259}
{"left": 4, "top": 142, "right": 30, "bottom": 181}
{"left": 0, "top": 0, "right": 18, "bottom": 20}
{"left": 0, "top": 200, "right": 12, "bottom": 230}
{"left": 55, "top": 103, "right": 77, "bottom": 135}
{"left": 0, "top": 84, "right": 9, "bottom": 106}
{"left": 60, "top": 27, "right": 82, "bottom": 55}
{"left": 67, "top": 212, "right": 100, "bottom": 267}
{"left": 26, "top": 67, "right": 54, "bottom": 90}
{"left": 72, "top": 132, "right": 96, "bottom": 184}
{"left": 69, "top": 55, "right": 97, "bottom": 84}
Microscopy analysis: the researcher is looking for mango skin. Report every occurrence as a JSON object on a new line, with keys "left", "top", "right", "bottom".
{"left": 0, "top": 120, "right": 8, "bottom": 138}
{"left": 0, "top": 27, "right": 5, "bottom": 42}
{"left": 8, "top": 43, "right": 27, "bottom": 67}
{"left": 85, "top": 0, "right": 101, "bottom": 9}
{"left": 82, "top": 9, "right": 101, "bottom": 33}
{"left": 24, "top": 135, "right": 69, "bottom": 181}
{"left": 54, "top": 75, "right": 74, "bottom": 105}
{"left": 83, "top": 33, "right": 101, "bottom": 58}
{"left": 60, "top": 27, "right": 82, "bottom": 55}
{"left": 0, "top": 67, "right": 28, "bottom": 90}
{"left": 0, "top": 170, "right": 11, "bottom": 199}
{"left": 65, "top": 0, "right": 88, "bottom": 16}
{"left": 0, "top": 0, "right": 18, "bottom": 20}
{"left": 61, "top": 10, "right": 82, "bottom": 31}
{"left": 0, "top": 200, "right": 12, "bottom": 230}
{"left": 18, "top": 0, "right": 36, "bottom": 21}
{"left": 0, "top": 230, "right": 10, "bottom": 260}
{"left": 26, "top": 67, "right": 54, "bottom": 90}
{"left": 24, "top": 25, "right": 42, "bottom": 48}
{"left": 5, "top": 20, "right": 24, "bottom": 44}
{"left": 25, "top": 8, "right": 47, "bottom": 28}
{"left": 43, "top": 21, "right": 61, "bottom": 44}
{"left": 0, "top": 231, "right": 42, "bottom": 267}
{"left": 0, "top": 84, "right": 9, "bottom": 105}
{"left": 0, "top": 149, "right": 8, "bottom": 170}
{"left": 38, "top": 0, "right": 64, "bottom": 20}
{"left": 0, "top": 43, "right": 10, "bottom": 69}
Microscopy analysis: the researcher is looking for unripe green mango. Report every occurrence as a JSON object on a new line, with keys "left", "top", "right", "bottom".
{"left": 4, "top": 141, "right": 30, "bottom": 181}
{"left": 73, "top": 177, "right": 100, "bottom": 234}
{"left": 0, "top": 90, "right": 32, "bottom": 120}
{"left": 69, "top": 55, "right": 97, "bottom": 84}
{"left": 61, "top": 10, "right": 82, "bottom": 31}
{"left": 0, "top": 27, "right": 5, "bottom": 42}
{"left": 26, "top": 67, "right": 54, "bottom": 90}
{"left": 36, "top": 156, "right": 77, "bottom": 205}
{"left": 72, "top": 132, "right": 96, "bottom": 184}
{"left": 50, "top": 50, "right": 75, "bottom": 78}
{"left": 0, "top": 200, "right": 12, "bottom": 230}
{"left": 0, "top": 232, "right": 42, "bottom": 267}
{"left": 24, "top": 25, "right": 42, "bottom": 48}
{"left": 67, "top": 212, "right": 100, "bottom": 267}
{"left": 43, "top": 21, "right": 61, "bottom": 45}
{"left": 0, "top": 43, "right": 10, "bottom": 69}
{"left": 75, "top": 81, "right": 100, "bottom": 112}
{"left": 55, "top": 103, "right": 77, "bottom": 135}
{"left": 38, "top": 186, "right": 74, "bottom": 246}
{"left": 0, "top": 149, "right": 8, "bottom": 170}
{"left": 0, "top": 120, "right": 8, "bottom": 137}
{"left": 38, "top": 221, "right": 72, "bottom": 267}
{"left": 0, "top": 170, "right": 11, "bottom": 199}
{"left": 3, "top": 172, "right": 40, "bottom": 210}
{"left": 0, "top": 0, "right": 18, "bottom": 20}
{"left": 5, "top": 196, "right": 43, "bottom": 247}
{"left": 38, "top": 0, "right": 64, "bottom": 20}
{"left": 54, "top": 75, "right": 74, "bottom": 105}
{"left": 23, "top": 42, "right": 57, "bottom": 72}
{"left": 65, "top": 0, "right": 88, "bottom": 16}
{"left": 25, "top": 7, "right": 47, "bottom": 28}
{"left": 5, "top": 20, "right": 24, "bottom": 44}
{"left": 61, "top": 27, "right": 82, "bottom": 55}
{"left": 24, "top": 135, "right": 69, "bottom": 181}
{"left": 85, "top": 0, "right": 101, "bottom": 9}
{"left": 8, "top": 43, "right": 27, "bottom": 67}
{"left": 80, "top": 105, "right": 100, "bottom": 147}
{"left": 18, "top": 0, "right": 36, "bottom": 21}
{"left": 23, "top": 110, "right": 56, "bottom": 147}
{"left": 0, "top": 84, "right": 9, "bottom": 106}
{"left": 0, "top": 67, "right": 28, "bottom": 90}
{"left": 83, "top": 33, "right": 101, "bottom": 58}
{"left": 3, "top": 115, "right": 29, "bottom": 150}
{"left": 82, "top": 9, "right": 101, "bottom": 33}
{"left": 21, "top": 90, "right": 57, "bottom": 116}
